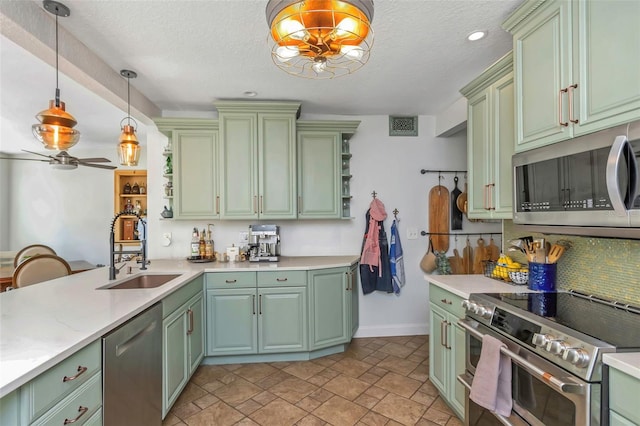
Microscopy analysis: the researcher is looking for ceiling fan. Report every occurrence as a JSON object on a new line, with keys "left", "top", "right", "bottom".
{"left": 0, "top": 150, "right": 117, "bottom": 170}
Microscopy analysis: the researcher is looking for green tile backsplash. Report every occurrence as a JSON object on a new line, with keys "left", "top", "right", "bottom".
{"left": 503, "top": 221, "right": 640, "bottom": 305}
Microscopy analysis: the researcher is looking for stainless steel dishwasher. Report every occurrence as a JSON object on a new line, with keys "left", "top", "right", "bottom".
{"left": 103, "top": 302, "right": 162, "bottom": 425}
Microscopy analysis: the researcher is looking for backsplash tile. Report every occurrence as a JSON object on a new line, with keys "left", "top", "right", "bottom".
{"left": 503, "top": 221, "right": 640, "bottom": 305}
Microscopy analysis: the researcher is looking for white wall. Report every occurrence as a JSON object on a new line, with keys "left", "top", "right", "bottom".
{"left": 1, "top": 114, "right": 500, "bottom": 336}
{"left": 0, "top": 158, "right": 9, "bottom": 249}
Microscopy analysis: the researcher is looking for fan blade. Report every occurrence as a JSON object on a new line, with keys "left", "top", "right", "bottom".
{"left": 75, "top": 157, "right": 112, "bottom": 163}
{"left": 78, "top": 162, "right": 117, "bottom": 170}
{"left": 0, "top": 157, "right": 49, "bottom": 162}
{"left": 22, "top": 150, "right": 56, "bottom": 160}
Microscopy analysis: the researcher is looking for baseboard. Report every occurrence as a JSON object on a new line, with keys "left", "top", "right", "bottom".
{"left": 353, "top": 323, "right": 428, "bottom": 338}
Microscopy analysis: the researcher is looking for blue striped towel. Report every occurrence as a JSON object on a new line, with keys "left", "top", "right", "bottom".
{"left": 389, "top": 219, "right": 406, "bottom": 295}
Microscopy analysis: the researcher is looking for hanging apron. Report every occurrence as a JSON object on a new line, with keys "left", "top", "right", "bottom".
{"left": 360, "top": 209, "right": 393, "bottom": 294}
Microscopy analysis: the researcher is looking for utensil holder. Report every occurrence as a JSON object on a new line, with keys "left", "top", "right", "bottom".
{"left": 528, "top": 262, "right": 557, "bottom": 291}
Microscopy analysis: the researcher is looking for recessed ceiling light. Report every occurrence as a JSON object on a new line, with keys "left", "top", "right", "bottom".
{"left": 467, "top": 31, "right": 487, "bottom": 41}
{"left": 243, "top": 91, "right": 258, "bottom": 97}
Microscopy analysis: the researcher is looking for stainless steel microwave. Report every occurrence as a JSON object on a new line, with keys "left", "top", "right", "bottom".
{"left": 513, "top": 122, "right": 640, "bottom": 230}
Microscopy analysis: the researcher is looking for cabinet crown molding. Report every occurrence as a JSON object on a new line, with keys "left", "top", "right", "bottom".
{"left": 214, "top": 100, "right": 301, "bottom": 118}
{"left": 502, "top": 0, "right": 549, "bottom": 33}
{"left": 296, "top": 120, "right": 360, "bottom": 134}
{"left": 459, "top": 52, "right": 513, "bottom": 98}
{"left": 153, "top": 117, "right": 219, "bottom": 137}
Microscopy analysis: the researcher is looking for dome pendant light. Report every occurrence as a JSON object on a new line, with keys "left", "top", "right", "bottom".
{"left": 266, "top": 0, "right": 374, "bottom": 79}
{"left": 32, "top": 0, "right": 80, "bottom": 150}
{"left": 117, "top": 69, "right": 141, "bottom": 166}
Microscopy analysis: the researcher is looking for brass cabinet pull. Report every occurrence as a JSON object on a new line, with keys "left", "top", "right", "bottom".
{"left": 253, "top": 196, "right": 258, "bottom": 214}
{"left": 276, "top": 278, "right": 288, "bottom": 282}
{"left": 440, "top": 321, "right": 447, "bottom": 347}
{"left": 187, "top": 309, "right": 194, "bottom": 335}
{"left": 225, "top": 279, "right": 237, "bottom": 283}
{"left": 345, "top": 272, "right": 350, "bottom": 291}
{"left": 64, "top": 406, "right": 88, "bottom": 424}
{"left": 252, "top": 295, "right": 256, "bottom": 315}
{"left": 63, "top": 366, "right": 87, "bottom": 382}
{"left": 445, "top": 321, "right": 451, "bottom": 350}
{"left": 440, "top": 298, "right": 452, "bottom": 305}
{"left": 298, "top": 196, "right": 302, "bottom": 214}
{"left": 216, "top": 196, "right": 220, "bottom": 215}
{"left": 260, "top": 195, "right": 263, "bottom": 214}
{"left": 568, "top": 83, "right": 579, "bottom": 124}
{"left": 488, "top": 183, "right": 495, "bottom": 211}
{"left": 559, "top": 88, "right": 569, "bottom": 127}
{"left": 259, "top": 294, "right": 262, "bottom": 315}
{"left": 483, "top": 184, "right": 490, "bottom": 210}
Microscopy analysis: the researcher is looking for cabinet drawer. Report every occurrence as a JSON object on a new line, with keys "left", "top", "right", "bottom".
{"left": 31, "top": 372, "right": 102, "bottom": 426}
{"left": 206, "top": 272, "right": 256, "bottom": 288}
{"left": 21, "top": 340, "right": 101, "bottom": 423}
{"left": 258, "top": 270, "right": 306, "bottom": 287}
{"left": 429, "top": 283, "right": 464, "bottom": 317}
{"left": 83, "top": 407, "right": 103, "bottom": 426}
{"left": 609, "top": 368, "right": 640, "bottom": 425}
{"left": 163, "top": 275, "right": 204, "bottom": 318}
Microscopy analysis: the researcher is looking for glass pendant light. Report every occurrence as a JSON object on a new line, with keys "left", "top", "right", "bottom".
{"left": 117, "top": 69, "right": 141, "bottom": 166}
{"left": 32, "top": 0, "right": 80, "bottom": 150}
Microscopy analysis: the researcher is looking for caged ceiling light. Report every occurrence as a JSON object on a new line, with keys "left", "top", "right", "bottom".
{"left": 266, "top": 0, "right": 374, "bottom": 79}
{"left": 32, "top": 0, "right": 80, "bottom": 150}
{"left": 117, "top": 70, "right": 141, "bottom": 166}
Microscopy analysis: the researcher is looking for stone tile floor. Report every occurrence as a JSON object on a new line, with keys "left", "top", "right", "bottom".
{"left": 163, "top": 335, "right": 462, "bottom": 426}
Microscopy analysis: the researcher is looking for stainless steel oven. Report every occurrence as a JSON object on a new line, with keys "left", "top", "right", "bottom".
{"left": 458, "top": 318, "right": 596, "bottom": 426}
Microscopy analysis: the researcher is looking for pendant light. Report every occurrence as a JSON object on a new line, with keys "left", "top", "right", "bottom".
{"left": 117, "top": 69, "right": 141, "bottom": 166}
{"left": 266, "top": 0, "right": 374, "bottom": 79}
{"left": 32, "top": 0, "right": 80, "bottom": 150}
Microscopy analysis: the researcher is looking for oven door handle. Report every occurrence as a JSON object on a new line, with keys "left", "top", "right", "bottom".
{"left": 457, "top": 373, "right": 531, "bottom": 426}
{"left": 459, "top": 319, "right": 585, "bottom": 395}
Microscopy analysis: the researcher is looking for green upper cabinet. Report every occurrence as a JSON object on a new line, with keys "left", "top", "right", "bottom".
{"left": 460, "top": 53, "right": 514, "bottom": 219}
{"left": 216, "top": 101, "right": 300, "bottom": 220}
{"left": 154, "top": 118, "right": 220, "bottom": 219}
{"left": 296, "top": 121, "right": 360, "bottom": 219}
{"left": 504, "top": 0, "right": 640, "bottom": 152}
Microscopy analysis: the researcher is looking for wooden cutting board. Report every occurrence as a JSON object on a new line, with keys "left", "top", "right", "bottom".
{"left": 488, "top": 237, "right": 500, "bottom": 262}
{"left": 449, "top": 248, "right": 463, "bottom": 274}
{"left": 462, "top": 239, "right": 474, "bottom": 274}
{"left": 429, "top": 185, "right": 450, "bottom": 252}
{"left": 473, "top": 237, "right": 487, "bottom": 274}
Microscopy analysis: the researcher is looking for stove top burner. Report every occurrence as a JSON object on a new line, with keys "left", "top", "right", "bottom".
{"left": 481, "top": 291, "right": 640, "bottom": 349}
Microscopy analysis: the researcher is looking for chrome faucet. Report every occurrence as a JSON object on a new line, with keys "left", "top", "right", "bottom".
{"left": 109, "top": 211, "right": 147, "bottom": 280}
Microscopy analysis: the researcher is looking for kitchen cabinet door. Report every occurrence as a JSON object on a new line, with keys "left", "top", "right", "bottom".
{"left": 467, "top": 90, "right": 491, "bottom": 219}
{"left": 187, "top": 293, "right": 205, "bottom": 375}
{"left": 349, "top": 263, "right": 359, "bottom": 338}
{"left": 0, "top": 390, "right": 20, "bottom": 426}
{"left": 429, "top": 303, "right": 448, "bottom": 396}
{"left": 206, "top": 288, "right": 257, "bottom": 355}
{"left": 258, "top": 286, "right": 307, "bottom": 353}
{"left": 162, "top": 306, "right": 188, "bottom": 417}
{"left": 451, "top": 320, "right": 466, "bottom": 418}
{"left": 308, "top": 267, "right": 349, "bottom": 349}
{"left": 297, "top": 131, "right": 341, "bottom": 219}
{"left": 572, "top": 0, "right": 640, "bottom": 136}
{"left": 173, "top": 130, "right": 219, "bottom": 219}
{"left": 492, "top": 73, "right": 515, "bottom": 218}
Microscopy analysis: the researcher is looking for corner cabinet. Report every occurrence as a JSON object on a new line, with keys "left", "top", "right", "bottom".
{"left": 154, "top": 118, "right": 220, "bottom": 219}
{"left": 296, "top": 121, "right": 360, "bottom": 219}
{"left": 428, "top": 283, "right": 465, "bottom": 420}
{"left": 162, "top": 276, "right": 205, "bottom": 418}
{"left": 504, "top": 0, "right": 640, "bottom": 152}
{"left": 460, "top": 53, "right": 514, "bottom": 219}
{"left": 216, "top": 101, "right": 300, "bottom": 220}
{"left": 113, "top": 169, "right": 147, "bottom": 244}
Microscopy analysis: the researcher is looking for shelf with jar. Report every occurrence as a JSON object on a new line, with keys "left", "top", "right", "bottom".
{"left": 114, "top": 170, "right": 147, "bottom": 245}
{"left": 162, "top": 147, "right": 173, "bottom": 219}
{"left": 341, "top": 135, "right": 353, "bottom": 218}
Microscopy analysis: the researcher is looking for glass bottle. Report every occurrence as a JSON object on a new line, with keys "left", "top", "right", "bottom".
{"left": 198, "top": 229, "right": 206, "bottom": 258}
{"left": 205, "top": 229, "right": 214, "bottom": 260}
{"left": 190, "top": 228, "right": 199, "bottom": 258}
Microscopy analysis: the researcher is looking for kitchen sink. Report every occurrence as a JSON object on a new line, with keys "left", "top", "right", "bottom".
{"left": 100, "top": 274, "right": 181, "bottom": 290}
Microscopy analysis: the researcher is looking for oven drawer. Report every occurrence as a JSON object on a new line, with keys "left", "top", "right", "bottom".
{"left": 429, "top": 283, "right": 464, "bottom": 317}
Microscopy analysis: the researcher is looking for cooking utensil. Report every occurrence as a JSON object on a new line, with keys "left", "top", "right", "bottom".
{"left": 450, "top": 176, "right": 463, "bottom": 230}
{"left": 456, "top": 181, "right": 468, "bottom": 216}
{"left": 462, "top": 238, "right": 473, "bottom": 274}
{"left": 548, "top": 244, "right": 566, "bottom": 263}
{"left": 429, "top": 184, "right": 450, "bottom": 252}
{"left": 419, "top": 237, "right": 438, "bottom": 273}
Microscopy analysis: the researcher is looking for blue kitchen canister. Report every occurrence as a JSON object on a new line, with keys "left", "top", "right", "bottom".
{"left": 528, "top": 262, "right": 557, "bottom": 292}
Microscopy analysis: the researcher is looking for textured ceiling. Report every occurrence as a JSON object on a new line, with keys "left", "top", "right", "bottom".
{"left": 1, "top": 0, "right": 522, "bottom": 153}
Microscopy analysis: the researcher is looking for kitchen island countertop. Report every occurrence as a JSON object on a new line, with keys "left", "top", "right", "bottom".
{"left": 0, "top": 255, "right": 358, "bottom": 398}
{"left": 603, "top": 352, "right": 640, "bottom": 380}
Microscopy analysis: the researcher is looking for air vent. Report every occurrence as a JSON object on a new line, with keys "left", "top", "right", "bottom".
{"left": 389, "top": 116, "right": 418, "bottom": 136}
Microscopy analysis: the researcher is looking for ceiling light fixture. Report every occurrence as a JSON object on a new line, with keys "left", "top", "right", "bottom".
{"left": 32, "top": 0, "right": 80, "bottom": 150}
{"left": 467, "top": 30, "right": 487, "bottom": 41}
{"left": 266, "top": 0, "right": 374, "bottom": 79}
{"left": 117, "top": 69, "right": 140, "bottom": 166}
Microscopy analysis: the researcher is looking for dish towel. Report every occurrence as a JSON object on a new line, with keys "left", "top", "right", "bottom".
{"left": 470, "top": 334, "right": 513, "bottom": 417}
{"left": 389, "top": 219, "right": 405, "bottom": 295}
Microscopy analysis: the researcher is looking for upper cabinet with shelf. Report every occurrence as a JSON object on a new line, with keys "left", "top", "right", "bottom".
{"left": 113, "top": 170, "right": 147, "bottom": 244}
{"left": 504, "top": 0, "right": 640, "bottom": 152}
{"left": 296, "top": 120, "right": 360, "bottom": 219}
{"left": 215, "top": 101, "right": 300, "bottom": 220}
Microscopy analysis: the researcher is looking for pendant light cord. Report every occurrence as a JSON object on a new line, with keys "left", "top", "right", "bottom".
{"left": 127, "top": 76, "right": 131, "bottom": 126}
{"left": 54, "top": 9, "right": 60, "bottom": 107}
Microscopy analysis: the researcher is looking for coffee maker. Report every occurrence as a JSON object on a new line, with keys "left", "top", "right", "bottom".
{"left": 248, "top": 224, "right": 280, "bottom": 262}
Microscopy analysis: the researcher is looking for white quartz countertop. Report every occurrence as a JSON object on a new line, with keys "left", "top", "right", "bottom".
{"left": 0, "top": 255, "right": 358, "bottom": 398}
{"left": 425, "top": 274, "right": 535, "bottom": 298}
{"left": 603, "top": 353, "right": 640, "bottom": 380}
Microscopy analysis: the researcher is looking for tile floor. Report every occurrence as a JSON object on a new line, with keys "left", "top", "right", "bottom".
{"left": 163, "top": 336, "right": 463, "bottom": 426}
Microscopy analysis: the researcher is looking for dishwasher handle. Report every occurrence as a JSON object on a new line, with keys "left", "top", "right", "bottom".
{"left": 115, "top": 320, "right": 158, "bottom": 357}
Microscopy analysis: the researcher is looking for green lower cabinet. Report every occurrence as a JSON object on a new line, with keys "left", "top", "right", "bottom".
{"left": 258, "top": 287, "right": 308, "bottom": 353}
{"left": 206, "top": 288, "right": 258, "bottom": 355}
{"left": 162, "top": 277, "right": 205, "bottom": 418}
{"left": 349, "top": 263, "right": 359, "bottom": 338}
{"left": 0, "top": 389, "right": 20, "bottom": 425}
{"left": 609, "top": 366, "right": 640, "bottom": 426}
{"left": 309, "top": 267, "right": 350, "bottom": 350}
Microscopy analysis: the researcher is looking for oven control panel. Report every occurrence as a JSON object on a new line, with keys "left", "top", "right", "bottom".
{"left": 532, "top": 332, "right": 591, "bottom": 367}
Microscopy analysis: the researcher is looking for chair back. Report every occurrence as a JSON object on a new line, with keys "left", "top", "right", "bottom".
{"left": 14, "top": 244, "right": 57, "bottom": 267}
{"left": 12, "top": 254, "right": 71, "bottom": 288}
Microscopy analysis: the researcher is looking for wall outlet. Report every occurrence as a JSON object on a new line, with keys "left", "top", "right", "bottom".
{"left": 407, "top": 228, "right": 418, "bottom": 240}
{"left": 239, "top": 231, "right": 249, "bottom": 244}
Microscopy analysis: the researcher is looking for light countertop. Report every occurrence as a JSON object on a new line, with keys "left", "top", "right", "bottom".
{"left": 425, "top": 273, "right": 535, "bottom": 298}
{"left": 0, "top": 255, "right": 358, "bottom": 398}
{"left": 603, "top": 353, "right": 640, "bottom": 380}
